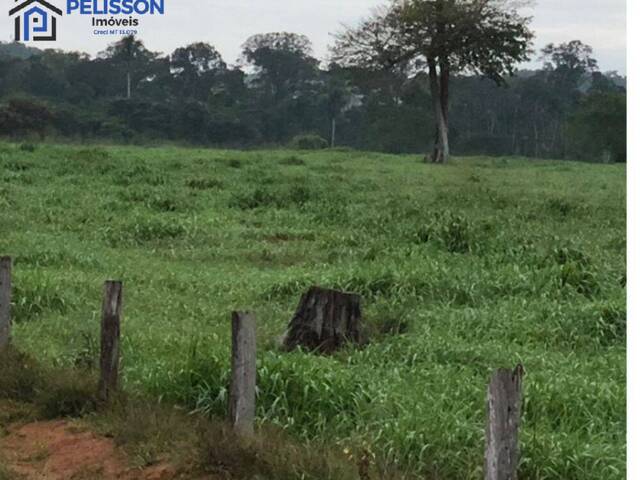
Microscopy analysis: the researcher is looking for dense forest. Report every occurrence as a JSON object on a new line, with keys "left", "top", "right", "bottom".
{"left": 0, "top": 34, "right": 626, "bottom": 162}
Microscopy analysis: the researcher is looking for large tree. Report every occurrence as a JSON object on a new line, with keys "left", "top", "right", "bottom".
{"left": 241, "top": 32, "right": 318, "bottom": 102}
{"left": 331, "top": 0, "right": 533, "bottom": 163}
{"left": 170, "top": 42, "right": 227, "bottom": 100}
{"left": 241, "top": 32, "right": 320, "bottom": 141}
{"left": 99, "top": 35, "right": 159, "bottom": 99}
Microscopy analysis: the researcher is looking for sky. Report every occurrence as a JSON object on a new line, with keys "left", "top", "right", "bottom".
{"left": 3, "top": 0, "right": 627, "bottom": 73}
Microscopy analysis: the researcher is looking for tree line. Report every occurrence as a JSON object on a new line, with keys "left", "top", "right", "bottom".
{"left": 0, "top": 12, "right": 626, "bottom": 162}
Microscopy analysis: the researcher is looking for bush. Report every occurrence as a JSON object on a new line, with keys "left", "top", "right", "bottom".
{"left": 290, "top": 134, "right": 329, "bottom": 151}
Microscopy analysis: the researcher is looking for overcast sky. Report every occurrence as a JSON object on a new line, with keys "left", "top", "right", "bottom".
{"left": 3, "top": 0, "right": 627, "bottom": 73}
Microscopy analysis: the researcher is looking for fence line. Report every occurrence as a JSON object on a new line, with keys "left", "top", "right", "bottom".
{"left": 3, "top": 256, "right": 526, "bottom": 475}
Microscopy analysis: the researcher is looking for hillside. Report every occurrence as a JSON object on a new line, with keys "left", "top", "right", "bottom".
{"left": 0, "top": 143, "right": 626, "bottom": 478}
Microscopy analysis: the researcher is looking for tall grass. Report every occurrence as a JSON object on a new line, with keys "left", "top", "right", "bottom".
{"left": 0, "top": 142, "right": 626, "bottom": 478}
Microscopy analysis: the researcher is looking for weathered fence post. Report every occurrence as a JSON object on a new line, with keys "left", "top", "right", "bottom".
{"left": 229, "top": 311, "right": 257, "bottom": 435}
{"left": 0, "top": 257, "right": 11, "bottom": 350}
{"left": 485, "top": 365, "right": 524, "bottom": 480}
{"left": 98, "top": 281, "right": 123, "bottom": 401}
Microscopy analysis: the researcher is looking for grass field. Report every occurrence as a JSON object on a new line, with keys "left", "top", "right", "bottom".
{"left": 0, "top": 142, "right": 626, "bottom": 479}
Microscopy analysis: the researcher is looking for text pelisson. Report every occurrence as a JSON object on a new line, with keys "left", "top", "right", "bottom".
{"left": 67, "top": 0, "right": 164, "bottom": 15}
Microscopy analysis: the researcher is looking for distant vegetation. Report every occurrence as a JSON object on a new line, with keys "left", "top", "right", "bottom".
{"left": 0, "top": 142, "right": 626, "bottom": 478}
{"left": 0, "top": 32, "right": 626, "bottom": 162}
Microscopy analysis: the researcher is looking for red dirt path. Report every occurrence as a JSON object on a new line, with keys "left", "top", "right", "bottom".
{"left": 0, "top": 420, "right": 177, "bottom": 479}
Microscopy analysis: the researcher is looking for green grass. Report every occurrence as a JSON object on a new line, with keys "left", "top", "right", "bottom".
{"left": 0, "top": 142, "right": 626, "bottom": 479}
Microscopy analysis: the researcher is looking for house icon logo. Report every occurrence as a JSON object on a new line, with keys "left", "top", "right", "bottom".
{"left": 9, "top": 0, "right": 62, "bottom": 42}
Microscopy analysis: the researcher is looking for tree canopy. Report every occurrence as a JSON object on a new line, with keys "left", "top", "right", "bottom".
{"left": 331, "top": 0, "right": 534, "bottom": 162}
{"left": 0, "top": 32, "right": 626, "bottom": 162}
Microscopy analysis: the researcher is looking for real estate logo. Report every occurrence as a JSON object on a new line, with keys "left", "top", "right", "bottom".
{"left": 9, "top": 0, "right": 165, "bottom": 42}
{"left": 10, "top": 0, "right": 62, "bottom": 42}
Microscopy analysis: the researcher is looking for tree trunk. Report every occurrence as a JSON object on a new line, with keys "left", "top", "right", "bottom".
{"left": 331, "top": 117, "right": 337, "bottom": 148}
{"left": 440, "top": 63, "right": 450, "bottom": 126}
{"left": 427, "top": 60, "right": 450, "bottom": 163}
{"left": 283, "top": 287, "right": 363, "bottom": 354}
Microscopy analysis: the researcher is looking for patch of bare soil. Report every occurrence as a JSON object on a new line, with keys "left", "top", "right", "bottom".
{"left": 0, "top": 420, "right": 178, "bottom": 480}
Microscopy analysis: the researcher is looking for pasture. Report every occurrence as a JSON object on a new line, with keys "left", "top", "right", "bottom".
{"left": 0, "top": 142, "right": 626, "bottom": 479}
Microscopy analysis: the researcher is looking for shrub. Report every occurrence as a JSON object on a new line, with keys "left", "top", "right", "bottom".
{"left": 290, "top": 134, "right": 329, "bottom": 151}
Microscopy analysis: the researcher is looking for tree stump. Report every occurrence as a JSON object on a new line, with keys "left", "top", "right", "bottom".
{"left": 283, "top": 286, "right": 363, "bottom": 353}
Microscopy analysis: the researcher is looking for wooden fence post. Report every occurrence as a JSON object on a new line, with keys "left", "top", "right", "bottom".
{"left": 485, "top": 365, "right": 524, "bottom": 480}
{"left": 98, "top": 281, "right": 123, "bottom": 401}
{"left": 229, "top": 311, "right": 257, "bottom": 435}
{"left": 0, "top": 257, "right": 11, "bottom": 350}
